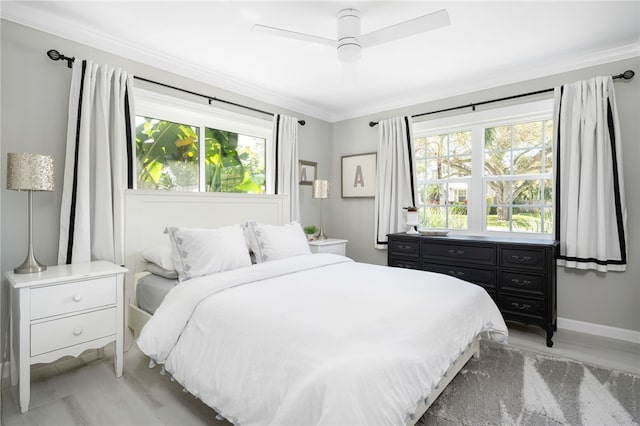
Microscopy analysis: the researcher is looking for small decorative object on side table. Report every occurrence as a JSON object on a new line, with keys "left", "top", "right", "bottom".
{"left": 403, "top": 206, "right": 419, "bottom": 234}
{"left": 303, "top": 225, "right": 318, "bottom": 241}
{"left": 6, "top": 260, "right": 127, "bottom": 413}
{"left": 309, "top": 238, "right": 348, "bottom": 256}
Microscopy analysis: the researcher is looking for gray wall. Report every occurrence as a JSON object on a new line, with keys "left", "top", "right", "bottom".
{"left": 1, "top": 19, "right": 638, "bottom": 340}
{"left": 0, "top": 20, "right": 333, "bottom": 351}
{"left": 330, "top": 57, "right": 640, "bottom": 333}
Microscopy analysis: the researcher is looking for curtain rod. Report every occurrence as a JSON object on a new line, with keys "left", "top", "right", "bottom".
{"left": 368, "top": 69, "right": 635, "bottom": 127}
{"left": 46, "top": 49, "right": 306, "bottom": 126}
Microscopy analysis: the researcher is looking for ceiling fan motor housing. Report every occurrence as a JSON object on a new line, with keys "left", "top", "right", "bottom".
{"left": 336, "top": 8, "right": 361, "bottom": 62}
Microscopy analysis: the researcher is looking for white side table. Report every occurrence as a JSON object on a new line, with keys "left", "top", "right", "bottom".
{"left": 309, "top": 238, "right": 348, "bottom": 256}
{"left": 6, "top": 260, "right": 127, "bottom": 413}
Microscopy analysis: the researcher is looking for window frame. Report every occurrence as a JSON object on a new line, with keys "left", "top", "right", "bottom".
{"left": 134, "top": 88, "right": 273, "bottom": 193}
{"left": 413, "top": 99, "right": 554, "bottom": 239}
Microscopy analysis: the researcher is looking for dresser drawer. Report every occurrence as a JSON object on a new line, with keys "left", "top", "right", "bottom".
{"left": 389, "top": 258, "right": 420, "bottom": 269}
{"left": 31, "top": 308, "right": 116, "bottom": 356}
{"left": 500, "top": 271, "right": 544, "bottom": 295}
{"left": 423, "top": 263, "right": 496, "bottom": 289}
{"left": 500, "top": 247, "right": 546, "bottom": 271}
{"left": 310, "top": 244, "right": 345, "bottom": 256}
{"left": 389, "top": 239, "right": 419, "bottom": 258}
{"left": 422, "top": 242, "right": 496, "bottom": 266}
{"left": 499, "top": 295, "right": 544, "bottom": 319}
{"left": 31, "top": 276, "right": 116, "bottom": 320}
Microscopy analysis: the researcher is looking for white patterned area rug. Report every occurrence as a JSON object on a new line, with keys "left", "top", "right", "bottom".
{"left": 419, "top": 341, "right": 639, "bottom": 425}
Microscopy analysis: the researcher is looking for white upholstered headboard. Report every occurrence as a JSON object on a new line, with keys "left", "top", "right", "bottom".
{"left": 124, "top": 190, "right": 288, "bottom": 275}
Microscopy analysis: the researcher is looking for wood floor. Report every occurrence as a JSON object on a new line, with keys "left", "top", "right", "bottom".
{"left": 2, "top": 324, "right": 638, "bottom": 425}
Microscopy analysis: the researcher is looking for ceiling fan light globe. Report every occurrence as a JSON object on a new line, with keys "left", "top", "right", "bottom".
{"left": 337, "top": 44, "right": 361, "bottom": 62}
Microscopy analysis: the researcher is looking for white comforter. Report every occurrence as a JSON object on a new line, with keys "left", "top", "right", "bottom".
{"left": 137, "top": 254, "right": 507, "bottom": 425}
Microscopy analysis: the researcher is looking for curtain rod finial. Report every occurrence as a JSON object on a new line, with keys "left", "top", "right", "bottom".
{"left": 622, "top": 70, "right": 635, "bottom": 80}
{"left": 369, "top": 121, "right": 378, "bottom": 127}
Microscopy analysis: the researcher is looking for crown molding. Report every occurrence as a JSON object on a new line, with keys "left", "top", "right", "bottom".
{"left": 335, "top": 42, "right": 640, "bottom": 122}
{"left": 2, "top": 2, "right": 638, "bottom": 124}
{"left": 0, "top": 2, "right": 334, "bottom": 122}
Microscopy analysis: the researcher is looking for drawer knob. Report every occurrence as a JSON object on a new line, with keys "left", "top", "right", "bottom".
{"left": 448, "top": 249, "right": 465, "bottom": 255}
{"left": 73, "top": 294, "right": 83, "bottom": 302}
{"left": 511, "top": 255, "right": 532, "bottom": 262}
{"left": 448, "top": 270, "right": 465, "bottom": 277}
{"left": 73, "top": 327, "right": 83, "bottom": 336}
{"left": 511, "top": 278, "right": 532, "bottom": 286}
{"left": 511, "top": 302, "right": 532, "bottom": 310}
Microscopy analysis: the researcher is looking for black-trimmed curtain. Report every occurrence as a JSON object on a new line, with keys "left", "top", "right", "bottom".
{"left": 374, "top": 116, "right": 418, "bottom": 249}
{"left": 58, "top": 60, "right": 135, "bottom": 265}
{"left": 270, "top": 114, "right": 300, "bottom": 222}
{"left": 554, "top": 76, "right": 627, "bottom": 271}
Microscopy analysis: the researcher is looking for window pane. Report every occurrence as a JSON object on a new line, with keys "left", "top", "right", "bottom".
{"left": 449, "top": 155, "right": 471, "bottom": 177}
{"left": 485, "top": 125, "right": 511, "bottom": 152}
{"left": 543, "top": 179, "right": 553, "bottom": 206}
{"left": 204, "top": 128, "right": 266, "bottom": 194}
{"left": 414, "top": 137, "right": 426, "bottom": 158}
{"left": 416, "top": 159, "right": 427, "bottom": 181}
{"left": 484, "top": 150, "right": 512, "bottom": 176}
{"left": 450, "top": 131, "right": 472, "bottom": 156}
{"left": 135, "top": 116, "right": 199, "bottom": 191}
{"left": 427, "top": 135, "right": 446, "bottom": 157}
{"left": 513, "top": 148, "right": 543, "bottom": 174}
{"left": 513, "top": 121, "right": 543, "bottom": 149}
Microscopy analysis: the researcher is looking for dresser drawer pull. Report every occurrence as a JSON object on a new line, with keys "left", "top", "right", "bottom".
{"left": 447, "top": 249, "right": 465, "bottom": 255}
{"left": 398, "top": 263, "right": 413, "bottom": 269}
{"left": 72, "top": 327, "right": 83, "bottom": 336}
{"left": 511, "top": 255, "right": 532, "bottom": 262}
{"left": 397, "top": 244, "right": 413, "bottom": 251}
{"left": 510, "top": 278, "right": 532, "bottom": 286}
{"left": 448, "top": 270, "right": 465, "bottom": 277}
{"left": 511, "top": 302, "right": 532, "bottom": 310}
{"left": 73, "top": 294, "right": 83, "bottom": 302}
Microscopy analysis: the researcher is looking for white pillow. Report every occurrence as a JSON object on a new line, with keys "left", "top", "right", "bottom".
{"left": 246, "top": 221, "right": 311, "bottom": 263}
{"left": 165, "top": 224, "right": 252, "bottom": 282}
{"left": 141, "top": 245, "right": 175, "bottom": 271}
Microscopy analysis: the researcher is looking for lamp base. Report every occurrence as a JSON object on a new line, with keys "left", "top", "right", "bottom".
{"left": 14, "top": 255, "right": 47, "bottom": 274}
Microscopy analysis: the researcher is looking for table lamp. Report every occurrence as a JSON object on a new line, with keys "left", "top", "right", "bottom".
{"left": 312, "top": 180, "right": 329, "bottom": 240}
{"left": 7, "top": 153, "right": 55, "bottom": 273}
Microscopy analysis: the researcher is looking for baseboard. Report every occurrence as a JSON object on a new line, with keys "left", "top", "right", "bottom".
{"left": 558, "top": 317, "right": 640, "bottom": 344}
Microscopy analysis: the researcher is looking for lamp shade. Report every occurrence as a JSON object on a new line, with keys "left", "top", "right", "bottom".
{"left": 312, "top": 180, "right": 329, "bottom": 199}
{"left": 7, "top": 153, "right": 54, "bottom": 192}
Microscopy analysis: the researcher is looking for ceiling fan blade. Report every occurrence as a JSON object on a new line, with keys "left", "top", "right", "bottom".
{"left": 252, "top": 24, "right": 335, "bottom": 47}
{"left": 359, "top": 9, "right": 450, "bottom": 48}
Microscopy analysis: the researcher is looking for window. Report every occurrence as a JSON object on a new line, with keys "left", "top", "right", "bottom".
{"left": 413, "top": 99, "right": 554, "bottom": 236}
{"left": 134, "top": 89, "right": 272, "bottom": 194}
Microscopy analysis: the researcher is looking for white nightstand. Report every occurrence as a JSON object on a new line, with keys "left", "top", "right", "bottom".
{"left": 308, "top": 238, "right": 348, "bottom": 256}
{"left": 6, "top": 260, "right": 127, "bottom": 413}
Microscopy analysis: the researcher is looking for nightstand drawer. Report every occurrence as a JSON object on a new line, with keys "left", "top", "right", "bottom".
{"left": 310, "top": 244, "right": 345, "bottom": 256}
{"left": 31, "top": 276, "right": 116, "bottom": 320}
{"left": 31, "top": 308, "right": 116, "bottom": 356}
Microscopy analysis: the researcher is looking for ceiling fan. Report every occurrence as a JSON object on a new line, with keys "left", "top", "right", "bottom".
{"left": 252, "top": 8, "right": 450, "bottom": 62}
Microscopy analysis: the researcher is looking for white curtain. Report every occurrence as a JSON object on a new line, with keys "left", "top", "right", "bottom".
{"left": 374, "top": 116, "right": 419, "bottom": 249}
{"left": 58, "top": 60, "right": 135, "bottom": 265}
{"left": 270, "top": 114, "right": 300, "bottom": 222}
{"left": 554, "top": 76, "right": 627, "bottom": 272}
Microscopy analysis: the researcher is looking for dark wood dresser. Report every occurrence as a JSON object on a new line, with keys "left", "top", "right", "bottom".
{"left": 387, "top": 233, "right": 559, "bottom": 347}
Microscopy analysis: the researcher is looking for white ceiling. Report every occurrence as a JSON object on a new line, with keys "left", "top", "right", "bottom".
{"left": 2, "top": 1, "right": 639, "bottom": 122}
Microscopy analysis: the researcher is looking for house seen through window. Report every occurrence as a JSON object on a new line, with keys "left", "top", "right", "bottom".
{"left": 413, "top": 99, "right": 554, "bottom": 236}
{"left": 134, "top": 89, "right": 271, "bottom": 194}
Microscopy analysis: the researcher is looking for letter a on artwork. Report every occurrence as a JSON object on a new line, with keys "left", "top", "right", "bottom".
{"left": 353, "top": 165, "right": 365, "bottom": 188}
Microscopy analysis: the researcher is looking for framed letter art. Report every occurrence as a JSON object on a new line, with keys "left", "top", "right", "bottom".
{"left": 299, "top": 160, "right": 317, "bottom": 185}
{"left": 341, "top": 153, "right": 377, "bottom": 198}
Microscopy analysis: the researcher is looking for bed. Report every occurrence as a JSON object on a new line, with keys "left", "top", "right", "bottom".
{"left": 124, "top": 191, "right": 508, "bottom": 425}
